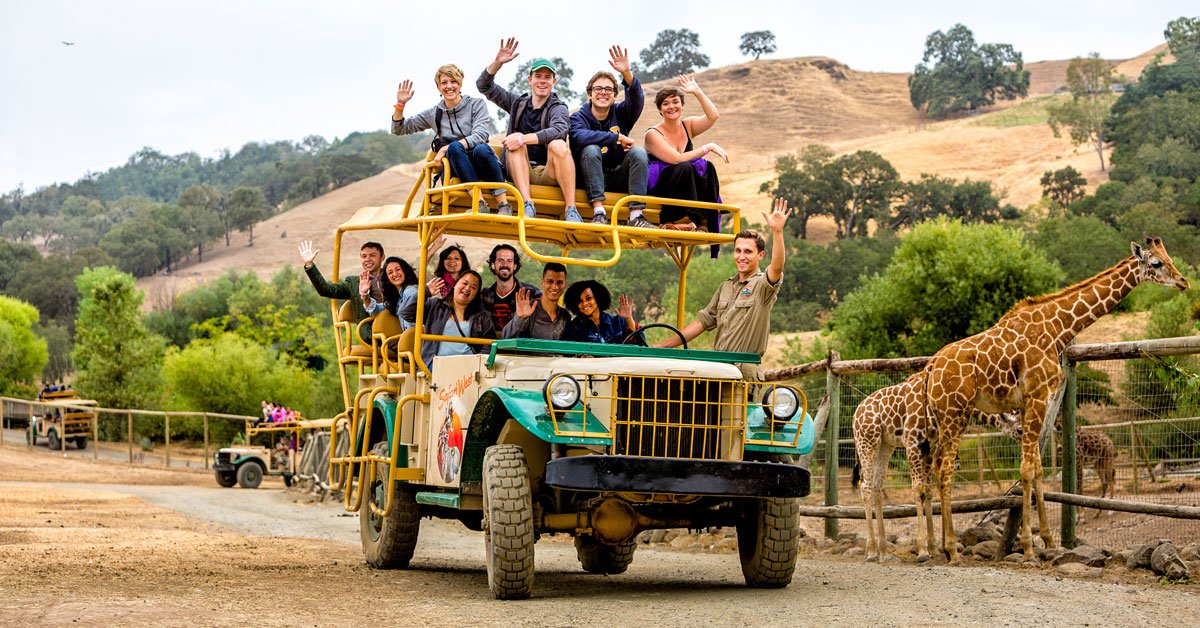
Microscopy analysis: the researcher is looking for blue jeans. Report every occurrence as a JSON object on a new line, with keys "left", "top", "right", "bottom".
{"left": 580, "top": 145, "right": 647, "bottom": 209}
{"left": 447, "top": 142, "right": 505, "bottom": 198}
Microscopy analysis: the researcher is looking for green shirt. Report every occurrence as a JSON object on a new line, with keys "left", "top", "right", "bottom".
{"left": 697, "top": 270, "right": 781, "bottom": 370}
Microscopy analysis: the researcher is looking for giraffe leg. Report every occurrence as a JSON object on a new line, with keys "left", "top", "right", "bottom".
{"left": 858, "top": 444, "right": 879, "bottom": 562}
{"left": 935, "top": 439, "right": 961, "bottom": 564}
{"left": 1018, "top": 403, "right": 1048, "bottom": 561}
{"left": 906, "top": 443, "right": 931, "bottom": 562}
{"left": 1034, "top": 468, "right": 1054, "bottom": 551}
{"left": 872, "top": 451, "right": 890, "bottom": 560}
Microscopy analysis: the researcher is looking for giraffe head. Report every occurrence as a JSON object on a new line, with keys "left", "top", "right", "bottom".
{"left": 1132, "top": 237, "right": 1189, "bottom": 291}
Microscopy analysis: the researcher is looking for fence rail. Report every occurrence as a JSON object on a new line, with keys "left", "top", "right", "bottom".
{"left": 767, "top": 335, "right": 1200, "bottom": 550}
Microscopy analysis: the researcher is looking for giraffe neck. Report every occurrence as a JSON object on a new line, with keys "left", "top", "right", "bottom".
{"left": 1010, "top": 257, "right": 1141, "bottom": 350}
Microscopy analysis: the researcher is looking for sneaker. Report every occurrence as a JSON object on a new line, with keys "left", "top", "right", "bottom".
{"left": 591, "top": 209, "right": 608, "bottom": 225}
{"left": 523, "top": 201, "right": 536, "bottom": 218}
{"left": 564, "top": 206, "right": 582, "bottom": 223}
{"left": 477, "top": 199, "right": 490, "bottom": 214}
{"left": 495, "top": 202, "right": 513, "bottom": 217}
{"left": 627, "top": 215, "right": 655, "bottom": 229}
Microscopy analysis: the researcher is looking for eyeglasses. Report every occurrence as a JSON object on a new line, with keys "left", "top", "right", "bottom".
{"left": 589, "top": 86, "right": 616, "bottom": 94}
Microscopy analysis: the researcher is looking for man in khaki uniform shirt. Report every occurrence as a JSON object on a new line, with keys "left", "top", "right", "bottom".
{"left": 658, "top": 199, "right": 792, "bottom": 381}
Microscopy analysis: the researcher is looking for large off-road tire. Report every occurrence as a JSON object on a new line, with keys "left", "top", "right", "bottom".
{"left": 73, "top": 436, "right": 88, "bottom": 449}
{"left": 237, "top": 461, "right": 264, "bottom": 489}
{"left": 360, "top": 441, "right": 420, "bottom": 569}
{"left": 574, "top": 536, "right": 636, "bottom": 574}
{"left": 47, "top": 430, "right": 60, "bottom": 451}
{"left": 214, "top": 470, "right": 237, "bottom": 488}
{"left": 736, "top": 497, "right": 800, "bottom": 588}
{"left": 483, "top": 444, "right": 535, "bottom": 599}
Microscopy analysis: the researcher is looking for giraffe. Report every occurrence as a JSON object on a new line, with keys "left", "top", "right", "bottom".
{"left": 925, "top": 238, "right": 1187, "bottom": 562}
{"left": 1051, "top": 415, "right": 1117, "bottom": 519}
{"left": 852, "top": 368, "right": 1020, "bottom": 562}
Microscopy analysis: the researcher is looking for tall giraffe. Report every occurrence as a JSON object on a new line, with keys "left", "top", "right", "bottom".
{"left": 925, "top": 238, "right": 1187, "bottom": 562}
{"left": 852, "top": 368, "right": 1019, "bottom": 562}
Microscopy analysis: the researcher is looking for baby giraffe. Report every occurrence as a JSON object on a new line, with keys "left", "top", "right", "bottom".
{"left": 853, "top": 369, "right": 1019, "bottom": 562}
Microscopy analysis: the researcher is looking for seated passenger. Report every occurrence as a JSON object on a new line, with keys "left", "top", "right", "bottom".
{"left": 568, "top": 45, "right": 647, "bottom": 226}
{"left": 392, "top": 64, "right": 511, "bottom": 215}
{"left": 361, "top": 256, "right": 419, "bottom": 331}
{"left": 402, "top": 271, "right": 495, "bottom": 366}
{"left": 643, "top": 75, "right": 728, "bottom": 253}
{"left": 563, "top": 280, "right": 640, "bottom": 344}
{"left": 479, "top": 244, "right": 541, "bottom": 333}
{"left": 503, "top": 262, "right": 569, "bottom": 340}
{"left": 477, "top": 37, "right": 579, "bottom": 221}
{"left": 432, "top": 243, "right": 470, "bottom": 299}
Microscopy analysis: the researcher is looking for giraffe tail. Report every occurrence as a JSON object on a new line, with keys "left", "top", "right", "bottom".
{"left": 851, "top": 459, "right": 861, "bottom": 489}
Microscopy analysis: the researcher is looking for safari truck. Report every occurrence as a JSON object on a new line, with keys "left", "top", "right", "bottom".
{"left": 28, "top": 390, "right": 96, "bottom": 450}
{"left": 324, "top": 157, "right": 815, "bottom": 599}
{"left": 214, "top": 417, "right": 334, "bottom": 489}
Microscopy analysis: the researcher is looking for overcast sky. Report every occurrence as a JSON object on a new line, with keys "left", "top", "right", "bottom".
{"left": 1, "top": 0, "right": 1193, "bottom": 192}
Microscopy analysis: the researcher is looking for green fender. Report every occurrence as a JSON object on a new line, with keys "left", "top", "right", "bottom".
{"left": 460, "top": 388, "right": 611, "bottom": 486}
{"left": 359, "top": 396, "right": 405, "bottom": 465}
{"left": 232, "top": 454, "right": 265, "bottom": 467}
{"left": 745, "top": 408, "right": 816, "bottom": 456}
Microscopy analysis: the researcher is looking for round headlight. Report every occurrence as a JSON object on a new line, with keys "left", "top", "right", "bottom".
{"left": 761, "top": 385, "right": 799, "bottom": 420}
{"left": 544, "top": 375, "right": 581, "bottom": 410}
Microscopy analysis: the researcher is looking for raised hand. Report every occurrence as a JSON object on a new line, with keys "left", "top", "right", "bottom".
{"left": 678, "top": 74, "right": 701, "bottom": 94}
{"left": 607, "top": 45, "right": 631, "bottom": 75}
{"left": 494, "top": 37, "right": 520, "bottom": 67}
{"left": 617, "top": 293, "right": 636, "bottom": 328}
{"left": 298, "top": 240, "right": 319, "bottom": 267}
{"left": 396, "top": 79, "right": 414, "bottom": 105}
{"left": 763, "top": 198, "right": 793, "bottom": 233}
{"left": 514, "top": 288, "right": 536, "bottom": 319}
{"left": 428, "top": 234, "right": 446, "bottom": 258}
{"left": 702, "top": 143, "right": 729, "bottom": 163}
{"left": 427, "top": 276, "right": 446, "bottom": 297}
{"left": 358, "top": 270, "right": 371, "bottom": 298}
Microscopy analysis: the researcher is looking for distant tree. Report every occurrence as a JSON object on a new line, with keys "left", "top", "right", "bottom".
{"left": 908, "top": 24, "right": 1029, "bottom": 118}
{"left": 1165, "top": 16, "right": 1200, "bottom": 58}
{"left": 9, "top": 254, "right": 81, "bottom": 324}
{"left": 175, "top": 186, "right": 223, "bottom": 262}
{"left": 100, "top": 219, "right": 163, "bottom": 276}
{"left": 638, "top": 29, "right": 711, "bottom": 82}
{"left": 36, "top": 321, "right": 72, "bottom": 382}
{"left": 892, "top": 175, "right": 1016, "bottom": 228}
{"left": 829, "top": 151, "right": 900, "bottom": 239}
{"left": 1030, "top": 214, "right": 1126, "bottom": 283}
{"left": 0, "top": 295, "right": 49, "bottom": 396}
{"left": 739, "top": 31, "right": 777, "bottom": 60}
{"left": 503, "top": 57, "right": 577, "bottom": 108}
{"left": 72, "top": 268, "right": 164, "bottom": 409}
{"left": 227, "top": 186, "right": 272, "bottom": 246}
{"left": 1046, "top": 54, "right": 1118, "bottom": 171}
{"left": 759, "top": 146, "right": 838, "bottom": 239}
{"left": 0, "top": 240, "right": 40, "bottom": 294}
{"left": 831, "top": 219, "right": 1063, "bottom": 358}
{"left": 321, "top": 153, "right": 377, "bottom": 188}
{"left": 1040, "top": 166, "right": 1089, "bottom": 208}
{"left": 163, "top": 333, "right": 314, "bottom": 419}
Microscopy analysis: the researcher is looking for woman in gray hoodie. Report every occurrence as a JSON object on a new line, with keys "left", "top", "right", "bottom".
{"left": 392, "top": 64, "right": 510, "bottom": 214}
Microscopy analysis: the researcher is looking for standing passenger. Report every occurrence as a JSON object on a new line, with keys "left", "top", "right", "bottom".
{"left": 477, "top": 38, "right": 579, "bottom": 221}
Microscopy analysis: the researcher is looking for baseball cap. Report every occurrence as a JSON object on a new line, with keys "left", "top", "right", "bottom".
{"left": 528, "top": 58, "right": 557, "bottom": 76}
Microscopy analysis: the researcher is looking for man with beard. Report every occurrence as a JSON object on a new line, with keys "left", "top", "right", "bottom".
{"left": 478, "top": 244, "right": 540, "bottom": 334}
{"left": 503, "top": 262, "right": 569, "bottom": 340}
{"left": 299, "top": 239, "right": 384, "bottom": 343}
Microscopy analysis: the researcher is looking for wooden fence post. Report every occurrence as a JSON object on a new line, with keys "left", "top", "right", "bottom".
{"left": 823, "top": 354, "right": 842, "bottom": 540}
{"left": 127, "top": 410, "right": 133, "bottom": 463}
{"left": 203, "top": 413, "right": 210, "bottom": 470}
{"left": 164, "top": 413, "right": 171, "bottom": 468}
{"left": 1061, "top": 360, "right": 1078, "bottom": 549}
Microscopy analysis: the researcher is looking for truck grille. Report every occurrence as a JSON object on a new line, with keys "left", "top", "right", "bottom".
{"left": 611, "top": 375, "right": 746, "bottom": 460}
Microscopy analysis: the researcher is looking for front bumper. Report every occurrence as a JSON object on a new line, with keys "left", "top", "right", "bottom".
{"left": 544, "top": 455, "right": 810, "bottom": 498}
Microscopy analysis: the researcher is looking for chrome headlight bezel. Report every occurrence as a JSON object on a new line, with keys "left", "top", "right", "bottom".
{"left": 760, "top": 385, "right": 800, "bottom": 420}
{"left": 543, "top": 374, "right": 581, "bottom": 410}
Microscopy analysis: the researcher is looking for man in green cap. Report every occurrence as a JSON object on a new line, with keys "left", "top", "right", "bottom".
{"left": 477, "top": 37, "right": 580, "bottom": 222}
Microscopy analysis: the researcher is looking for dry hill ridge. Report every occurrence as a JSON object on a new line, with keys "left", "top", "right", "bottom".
{"left": 136, "top": 46, "right": 1165, "bottom": 307}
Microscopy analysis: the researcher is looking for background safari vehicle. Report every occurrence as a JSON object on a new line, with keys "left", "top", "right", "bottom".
{"left": 214, "top": 417, "right": 334, "bottom": 489}
{"left": 28, "top": 390, "right": 96, "bottom": 450}
{"left": 326, "top": 161, "right": 816, "bottom": 599}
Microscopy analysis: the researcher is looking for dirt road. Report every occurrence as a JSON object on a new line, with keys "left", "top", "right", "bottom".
{"left": 1, "top": 444, "right": 1196, "bottom": 626}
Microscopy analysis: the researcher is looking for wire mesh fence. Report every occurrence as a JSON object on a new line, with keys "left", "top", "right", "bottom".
{"left": 786, "top": 343, "right": 1200, "bottom": 550}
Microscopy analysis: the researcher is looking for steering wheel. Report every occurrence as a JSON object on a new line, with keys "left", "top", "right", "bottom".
{"left": 623, "top": 323, "right": 687, "bottom": 350}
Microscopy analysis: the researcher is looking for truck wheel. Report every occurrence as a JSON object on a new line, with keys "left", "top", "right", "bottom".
{"left": 214, "top": 470, "right": 237, "bottom": 488}
{"left": 237, "top": 462, "right": 264, "bottom": 489}
{"left": 360, "top": 441, "right": 420, "bottom": 568}
{"left": 483, "top": 444, "right": 535, "bottom": 599}
{"left": 574, "top": 536, "right": 636, "bottom": 574}
{"left": 283, "top": 474, "right": 294, "bottom": 488}
{"left": 73, "top": 436, "right": 88, "bottom": 449}
{"left": 47, "top": 430, "right": 60, "bottom": 451}
{"left": 736, "top": 497, "right": 800, "bottom": 588}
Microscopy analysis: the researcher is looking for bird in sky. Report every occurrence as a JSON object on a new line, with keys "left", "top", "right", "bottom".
{"left": 61, "top": 41, "right": 74, "bottom": 46}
